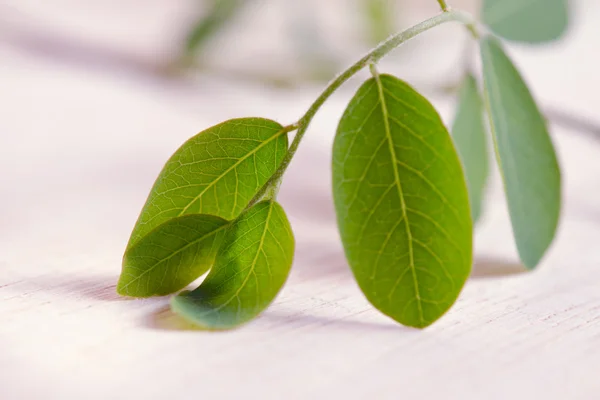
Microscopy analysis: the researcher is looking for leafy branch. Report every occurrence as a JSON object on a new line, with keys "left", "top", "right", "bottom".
{"left": 249, "top": 9, "right": 477, "bottom": 206}
{"left": 118, "top": 0, "right": 569, "bottom": 330}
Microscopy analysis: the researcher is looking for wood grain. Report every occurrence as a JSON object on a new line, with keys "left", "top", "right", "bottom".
{"left": 2, "top": 1, "right": 600, "bottom": 399}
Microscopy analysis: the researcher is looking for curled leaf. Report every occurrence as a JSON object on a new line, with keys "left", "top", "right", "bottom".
{"left": 172, "top": 201, "right": 295, "bottom": 330}
{"left": 119, "top": 118, "right": 289, "bottom": 297}
{"left": 127, "top": 118, "right": 288, "bottom": 250}
{"left": 118, "top": 215, "right": 228, "bottom": 297}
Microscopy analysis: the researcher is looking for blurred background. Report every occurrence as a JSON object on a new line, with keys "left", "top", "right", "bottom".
{"left": 2, "top": 0, "right": 480, "bottom": 85}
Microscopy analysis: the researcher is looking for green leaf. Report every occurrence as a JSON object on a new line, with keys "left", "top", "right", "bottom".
{"left": 451, "top": 74, "right": 489, "bottom": 223}
{"left": 480, "top": 37, "right": 561, "bottom": 269}
{"left": 171, "top": 201, "right": 295, "bottom": 330}
{"left": 332, "top": 73, "right": 473, "bottom": 328}
{"left": 118, "top": 215, "right": 229, "bottom": 297}
{"left": 482, "top": 0, "right": 569, "bottom": 43}
{"left": 127, "top": 118, "right": 288, "bottom": 251}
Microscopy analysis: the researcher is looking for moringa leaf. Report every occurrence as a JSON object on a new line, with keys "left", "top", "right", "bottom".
{"left": 480, "top": 37, "right": 561, "bottom": 269}
{"left": 118, "top": 214, "right": 229, "bottom": 297}
{"left": 119, "top": 118, "right": 288, "bottom": 298}
{"left": 171, "top": 201, "right": 295, "bottom": 330}
{"left": 451, "top": 74, "right": 489, "bottom": 223}
{"left": 332, "top": 73, "right": 473, "bottom": 328}
{"left": 127, "top": 118, "right": 288, "bottom": 251}
{"left": 482, "top": 0, "right": 569, "bottom": 43}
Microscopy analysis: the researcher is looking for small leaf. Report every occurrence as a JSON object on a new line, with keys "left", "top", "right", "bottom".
{"left": 171, "top": 201, "right": 295, "bottom": 330}
{"left": 482, "top": 0, "right": 569, "bottom": 43}
{"left": 451, "top": 74, "right": 489, "bottom": 223}
{"left": 118, "top": 215, "right": 228, "bottom": 297}
{"left": 127, "top": 118, "right": 288, "bottom": 250}
{"left": 480, "top": 36, "right": 561, "bottom": 269}
{"left": 332, "top": 73, "right": 473, "bottom": 328}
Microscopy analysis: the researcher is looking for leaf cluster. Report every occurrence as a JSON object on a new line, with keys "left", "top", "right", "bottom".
{"left": 118, "top": 1, "right": 568, "bottom": 329}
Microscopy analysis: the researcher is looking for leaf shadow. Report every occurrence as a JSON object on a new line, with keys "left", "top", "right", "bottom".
{"left": 142, "top": 255, "right": 527, "bottom": 333}
{"left": 144, "top": 304, "right": 407, "bottom": 333}
{"left": 470, "top": 256, "right": 529, "bottom": 279}
{"left": 145, "top": 304, "right": 205, "bottom": 331}
{"left": 258, "top": 309, "right": 408, "bottom": 333}
{"left": 293, "top": 248, "right": 529, "bottom": 282}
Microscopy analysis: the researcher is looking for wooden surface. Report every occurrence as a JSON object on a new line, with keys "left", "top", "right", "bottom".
{"left": 2, "top": 1, "right": 600, "bottom": 399}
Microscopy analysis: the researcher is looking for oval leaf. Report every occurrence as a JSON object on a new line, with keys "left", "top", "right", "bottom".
{"left": 482, "top": 0, "right": 569, "bottom": 43}
{"left": 127, "top": 118, "right": 288, "bottom": 250}
{"left": 332, "top": 73, "right": 473, "bottom": 328}
{"left": 118, "top": 215, "right": 229, "bottom": 297}
{"left": 171, "top": 201, "right": 295, "bottom": 330}
{"left": 480, "top": 37, "right": 561, "bottom": 269}
{"left": 451, "top": 74, "right": 489, "bottom": 223}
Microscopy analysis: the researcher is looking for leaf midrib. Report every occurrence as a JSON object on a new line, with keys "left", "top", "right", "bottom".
{"left": 372, "top": 73, "right": 424, "bottom": 325}
{"left": 177, "top": 128, "right": 286, "bottom": 217}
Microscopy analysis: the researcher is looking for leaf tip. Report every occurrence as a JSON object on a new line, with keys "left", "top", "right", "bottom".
{"left": 519, "top": 248, "right": 546, "bottom": 271}
{"left": 115, "top": 276, "right": 141, "bottom": 298}
{"left": 115, "top": 271, "right": 131, "bottom": 297}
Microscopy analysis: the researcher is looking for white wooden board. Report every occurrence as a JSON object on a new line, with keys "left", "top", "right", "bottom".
{"left": 1, "top": 1, "right": 600, "bottom": 399}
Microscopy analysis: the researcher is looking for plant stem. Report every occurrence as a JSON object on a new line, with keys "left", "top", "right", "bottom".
{"left": 247, "top": 9, "right": 476, "bottom": 207}
{"left": 437, "top": 0, "right": 450, "bottom": 11}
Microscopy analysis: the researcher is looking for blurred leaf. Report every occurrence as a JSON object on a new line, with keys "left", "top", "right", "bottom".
{"left": 451, "top": 74, "right": 489, "bottom": 223}
{"left": 480, "top": 36, "right": 561, "bottom": 268}
{"left": 118, "top": 215, "right": 228, "bottom": 297}
{"left": 362, "top": 0, "right": 396, "bottom": 44}
{"left": 482, "top": 0, "right": 569, "bottom": 43}
{"left": 185, "top": 0, "right": 244, "bottom": 59}
{"left": 172, "top": 201, "right": 295, "bottom": 330}
{"left": 126, "top": 118, "right": 288, "bottom": 252}
{"left": 332, "top": 73, "right": 473, "bottom": 328}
